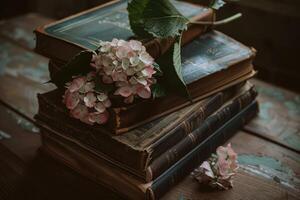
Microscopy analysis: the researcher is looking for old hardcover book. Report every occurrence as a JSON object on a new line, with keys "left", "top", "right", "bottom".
{"left": 146, "top": 84, "right": 257, "bottom": 181}
{"left": 34, "top": 0, "right": 214, "bottom": 62}
{"left": 35, "top": 82, "right": 248, "bottom": 179}
{"left": 41, "top": 101, "right": 258, "bottom": 200}
{"left": 47, "top": 31, "right": 256, "bottom": 134}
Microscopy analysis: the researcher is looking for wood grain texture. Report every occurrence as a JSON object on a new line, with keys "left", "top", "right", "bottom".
{"left": 0, "top": 13, "right": 52, "bottom": 50}
{"left": 0, "top": 38, "right": 54, "bottom": 119}
{"left": 245, "top": 79, "right": 300, "bottom": 153}
{"left": 0, "top": 104, "right": 40, "bottom": 163}
{"left": 163, "top": 131, "right": 300, "bottom": 200}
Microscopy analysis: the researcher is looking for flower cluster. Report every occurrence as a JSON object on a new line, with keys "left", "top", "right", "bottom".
{"left": 192, "top": 143, "right": 238, "bottom": 190}
{"left": 63, "top": 72, "right": 111, "bottom": 125}
{"left": 63, "top": 39, "right": 157, "bottom": 125}
{"left": 91, "top": 39, "right": 157, "bottom": 104}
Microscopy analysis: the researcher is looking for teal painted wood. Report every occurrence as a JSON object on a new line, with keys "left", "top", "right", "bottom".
{"left": 0, "top": 38, "right": 54, "bottom": 119}
{"left": 0, "top": 13, "right": 52, "bottom": 50}
{"left": 244, "top": 79, "right": 300, "bottom": 153}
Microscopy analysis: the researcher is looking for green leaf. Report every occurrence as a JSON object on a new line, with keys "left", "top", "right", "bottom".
{"left": 94, "top": 75, "right": 115, "bottom": 93}
{"left": 127, "top": 0, "right": 152, "bottom": 38}
{"left": 143, "top": 0, "right": 189, "bottom": 38}
{"left": 210, "top": 0, "right": 226, "bottom": 10}
{"left": 151, "top": 83, "right": 166, "bottom": 99}
{"left": 128, "top": 0, "right": 188, "bottom": 38}
{"left": 156, "top": 35, "right": 190, "bottom": 98}
{"left": 51, "top": 51, "right": 93, "bottom": 87}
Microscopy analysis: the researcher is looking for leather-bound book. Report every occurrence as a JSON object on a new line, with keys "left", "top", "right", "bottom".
{"left": 46, "top": 31, "right": 256, "bottom": 134}
{"left": 34, "top": 0, "right": 215, "bottom": 62}
{"left": 41, "top": 101, "right": 258, "bottom": 200}
{"left": 146, "top": 84, "right": 257, "bottom": 181}
{"left": 35, "top": 82, "right": 252, "bottom": 180}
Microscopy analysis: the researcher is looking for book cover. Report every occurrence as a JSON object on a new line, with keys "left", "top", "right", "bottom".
{"left": 41, "top": 101, "right": 258, "bottom": 200}
{"left": 35, "top": 0, "right": 214, "bottom": 62}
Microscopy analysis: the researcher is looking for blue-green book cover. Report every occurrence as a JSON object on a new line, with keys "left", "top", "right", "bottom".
{"left": 35, "top": 0, "right": 212, "bottom": 61}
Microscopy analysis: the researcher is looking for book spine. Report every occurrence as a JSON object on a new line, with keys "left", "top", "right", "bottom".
{"left": 148, "top": 84, "right": 242, "bottom": 162}
{"left": 146, "top": 87, "right": 257, "bottom": 181}
{"left": 147, "top": 101, "right": 259, "bottom": 200}
{"left": 35, "top": 106, "right": 145, "bottom": 180}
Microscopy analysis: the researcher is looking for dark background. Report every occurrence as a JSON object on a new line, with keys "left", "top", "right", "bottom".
{"left": 1, "top": 0, "right": 300, "bottom": 92}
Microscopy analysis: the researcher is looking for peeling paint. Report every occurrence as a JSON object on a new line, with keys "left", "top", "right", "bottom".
{"left": 11, "top": 27, "right": 34, "bottom": 49}
{"left": 257, "top": 86, "right": 285, "bottom": 101}
{"left": 283, "top": 132, "right": 300, "bottom": 151}
{"left": 284, "top": 97, "right": 300, "bottom": 117}
{"left": 259, "top": 102, "right": 273, "bottom": 122}
{"left": 0, "top": 42, "right": 49, "bottom": 83}
{"left": 6, "top": 109, "right": 39, "bottom": 133}
{"left": 238, "top": 154, "right": 300, "bottom": 189}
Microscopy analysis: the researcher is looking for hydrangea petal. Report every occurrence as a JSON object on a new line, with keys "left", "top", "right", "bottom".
{"left": 102, "top": 75, "right": 113, "bottom": 84}
{"left": 139, "top": 52, "right": 154, "bottom": 65}
{"left": 129, "top": 40, "right": 142, "bottom": 51}
{"left": 116, "top": 86, "right": 132, "bottom": 97}
{"left": 65, "top": 91, "right": 80, "bottom": 109}
{"left": 94, "top": 102, "right": 106, "bottom": 113}
{"left": 103, "top": 99, "right": 112, "bottom": 108}
{"left": 137, "top": 86, "right": 151, "bottom": 99}
{"left": 83, "top": 92, "right": 97, "bottom": 108}
{"left": 97, "top": 93, "right": 108, "bottom": 102}
{"left": 70, "top": 104, "right": 88, "bottom": 119}
{"left": 68, "top": 77, "right": 85, "bottom": 93}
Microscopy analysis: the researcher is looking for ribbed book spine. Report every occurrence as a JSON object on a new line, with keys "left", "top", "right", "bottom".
{"left": 146, "top": 86, "right": 257, "bottom": 181}
{"left": 146, "top": 86, "right": 238, "bottom": 162}
{"left": 147, "top": 101, "right": 259, "bottom": 200}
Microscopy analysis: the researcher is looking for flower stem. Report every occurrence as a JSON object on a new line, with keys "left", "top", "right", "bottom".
{"left": 190, "top": 13, "right": 242, "bottom": 26}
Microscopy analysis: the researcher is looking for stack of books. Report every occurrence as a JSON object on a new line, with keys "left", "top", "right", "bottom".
{"left": 34, "top": 1, "right": 259, "bottom": 199}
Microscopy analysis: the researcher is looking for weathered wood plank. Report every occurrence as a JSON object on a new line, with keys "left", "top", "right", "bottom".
{"left": 163, "top": 131, "right": 300, "bottom": 200}
{"left": 245, "top": 79, "right": 300, "bottom": 153}
{"left": 0, "top": 103, "right": 122, "bottom": 200}
{"left": 0, "top": 13, "right": 52, "bottom": 50}
{"left": 0, "top": 104, "right": 40, "bottom": 163}
{"left": 231, "top": 131, "right": 300, "bottom": 193}
{"left": 0, "top": 103, "right": 40, "bottom": 200}
{"left": 0, "top": 38, "right": 54, "bottom": 119}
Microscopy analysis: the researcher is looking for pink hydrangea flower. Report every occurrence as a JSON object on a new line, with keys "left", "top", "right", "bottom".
{"left": 90, "top": 38, "right": 157, "bottom": 104}
{"left": 63, "top": 73, "right": 111, "bottom": 125}
{"left": 64, "top": 38, "right": 158, "bottom": 126}
{"left": 192, "top": 143, "right": 238, "bottom": 190}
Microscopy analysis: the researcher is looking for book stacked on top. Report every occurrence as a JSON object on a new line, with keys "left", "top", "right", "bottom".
{"left": 34, "top": 1, "right": 259, "bottom": 199}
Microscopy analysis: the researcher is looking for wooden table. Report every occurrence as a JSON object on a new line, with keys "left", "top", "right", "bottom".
{"left": 0, "top": 13, "right": 299, "bottom": 200}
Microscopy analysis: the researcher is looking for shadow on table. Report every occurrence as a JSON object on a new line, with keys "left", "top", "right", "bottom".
{"left": 13, "top": 151, "right": 124, "bottom": 200}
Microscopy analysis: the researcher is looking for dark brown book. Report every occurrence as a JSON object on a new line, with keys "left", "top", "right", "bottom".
{"left": 46, "top": 31, "right": 256, "bottom": 134}
{"left": 35, "top": 82, "right": 248, "bottom": 179}
{"left": 34, "top": 0, "right": 214, "bottom": 62}
{"left": 146, "top": 84, "right": 257, "bottom": 181}
{"left": 41, "top": 101, "right": 259, "bottom": 200}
